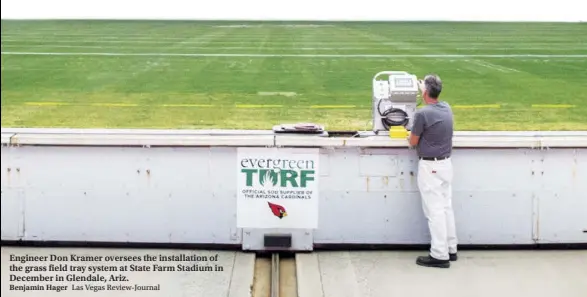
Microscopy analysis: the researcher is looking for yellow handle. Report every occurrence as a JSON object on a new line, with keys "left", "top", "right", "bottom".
{"left": 389, "top": 126, "right": 409, "bottom": 139}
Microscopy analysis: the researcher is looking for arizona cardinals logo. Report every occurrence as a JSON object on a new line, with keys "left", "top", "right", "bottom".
{"left": 268, "top": 202, "right": 287, "bottom": 219}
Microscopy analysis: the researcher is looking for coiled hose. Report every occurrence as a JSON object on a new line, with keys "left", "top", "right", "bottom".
{"left": 377, "top": 99, "right": 409, "bottom": 130}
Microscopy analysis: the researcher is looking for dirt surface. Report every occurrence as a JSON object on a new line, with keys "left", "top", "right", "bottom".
{"left": 279, "top": 257, "right": 298, "bottom": 297}
{"left": 252, "top": 255, "right": 298, "bottom": 297}
{"left": 252, "top": 257, "right": 271, "bottom": 297}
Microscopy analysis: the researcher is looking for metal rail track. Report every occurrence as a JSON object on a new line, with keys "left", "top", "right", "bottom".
{"left": 253, "top": 253, "right": 297, "bottom": 297}
{"left": 271, "top": 253, "right": 280, "bottom": 297}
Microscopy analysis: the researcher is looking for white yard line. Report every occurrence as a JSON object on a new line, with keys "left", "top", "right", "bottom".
{"left": 457, "top": 47, "right": 587, "bottom": 50}
{"left": 2, "top": 44, "right": 585, "bottom": 52}
{"left": 0, "top": 34, "right": 339, "bottom": 41}
{"left": 3, "top": 36, "right": 584, "bottom": 47}
{"left": 0, "top": 39, "right": 243, "bottom": 44}
{"left": 470, "top": 60, "right": 521, "bottom": 73}
{"left": 1, "top": 51, "right": 585, "bottom": 58}
{"left": 1, "top": 33, "right": 215, "bottom": 37}
{"left": 0, "top": 44, "right": 372, "bottom": 50}
{"left": 0, "top": 39, "right": 384, "bottom": 46}
{"left": 0, "top": 35, "right": 226, "bottom": 41}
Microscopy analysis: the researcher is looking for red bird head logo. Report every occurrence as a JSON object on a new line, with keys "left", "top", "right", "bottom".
{"left": 268, "top": 202, "right": 287, "bottom": 219}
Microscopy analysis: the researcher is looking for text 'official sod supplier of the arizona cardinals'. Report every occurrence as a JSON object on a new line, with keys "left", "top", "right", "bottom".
{"left": 236, "top": 148, "right": 319, "bottom": 229}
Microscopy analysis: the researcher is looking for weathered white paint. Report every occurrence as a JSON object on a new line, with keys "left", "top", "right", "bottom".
{"left": 1, "top": 128, "right": 586, "bottom": 249}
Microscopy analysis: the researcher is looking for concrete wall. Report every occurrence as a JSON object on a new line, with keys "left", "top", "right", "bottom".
{"left": 2, "top": 128, "right": 586, "bottom": 248}
{"left": 1, "top": 0, "right": 584, "bottom": 22}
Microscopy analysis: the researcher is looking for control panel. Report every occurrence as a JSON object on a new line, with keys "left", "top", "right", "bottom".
{"left": 372, "top": 71, "right": 419, "bottom": 132}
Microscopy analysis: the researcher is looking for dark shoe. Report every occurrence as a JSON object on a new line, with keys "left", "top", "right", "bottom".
{"left": 416, "top": 255, "right": 450, "bottom": 268}
{"left": 449, "top": 253, "right": 457, "bottom": 261}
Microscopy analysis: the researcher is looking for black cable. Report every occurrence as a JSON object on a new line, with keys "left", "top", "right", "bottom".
{"left": 377, "top": 99, "right": 409, "bottom": 130}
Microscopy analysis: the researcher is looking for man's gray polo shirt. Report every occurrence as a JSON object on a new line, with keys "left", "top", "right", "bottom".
{"left": 410, "top": 101, "right": 454, "bottom": 158}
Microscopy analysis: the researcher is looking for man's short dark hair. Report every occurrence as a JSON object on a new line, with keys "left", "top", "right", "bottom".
{"left": 424, "top": 74, "right": 442, "bottom": 99}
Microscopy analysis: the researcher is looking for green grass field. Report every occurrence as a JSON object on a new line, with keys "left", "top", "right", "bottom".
{"left": 1, "top": 20, "right": 586, "bottom": 130}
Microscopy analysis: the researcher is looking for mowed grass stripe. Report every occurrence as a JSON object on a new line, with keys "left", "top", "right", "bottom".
{"left": 23, "top": 102, "right": 69, "bottom": 106}
{"left": 2, "top": 52, "right": 586, "bottom": 58}
{"left": 20, "top": 102, "right": 286, "bottom": 109}
{"left": 311, "top": 105, "right": 356, "bottom": 109}
{"left": 22, "top": 102, "right": 357, "bottom": 109}
{"left": 3, "top": 21, "right": 586, "bottom": 130}
{"left": 91, "top": 103, "right": 138, "bottom": 107}
{"left": 453, "top": 104, "right": 501, "bottom": 109}
{"left": 235, "top": 104, "right": 283, "bottom": 108}
{"left": 21, "top": 102, "right": 576, "bottom": 109}
{"left": 531, "top": 104, "right": 576, "bottom": 108}
{"left": 161, "top": 104, "right": 214, "bottom": 107}
{"left": 3, "top": 45, "right": 587, "bottom": 52}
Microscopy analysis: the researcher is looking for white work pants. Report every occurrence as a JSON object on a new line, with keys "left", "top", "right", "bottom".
{"left": 417, "top": 158, "right": 457, "bottom": 260}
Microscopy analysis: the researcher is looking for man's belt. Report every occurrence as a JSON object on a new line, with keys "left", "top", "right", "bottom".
{"left": 419, "top": 156, "right": 449, "bottom": 161}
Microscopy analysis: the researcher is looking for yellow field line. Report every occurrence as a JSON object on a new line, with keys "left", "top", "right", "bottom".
{"left": 91, "top": 103, "right": 138, "bottom": 107}
{"left": 453, "top": 104, "right": 501, "bottom": 109}
{"left": 531, "top": 104, "right": 575, "bottom": 108}
{"left": 24, "top": 102, "right": 70, "bottom": 106}
{"left": 310, "top": 105, "right": 356, "bottom": 109}
{"left": 235, "top": 104, "right": 283, "bottom": 108}
{"left": 161, "top": 104, "right": 214, "bottom": 107}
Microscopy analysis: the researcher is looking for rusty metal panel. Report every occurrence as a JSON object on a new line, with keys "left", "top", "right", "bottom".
{"left": 312, "top": 147, "right": 538, "bottom": 245}
{"left": 359, "top": 152, "right": 399, "bottom": 177}
{"left": 1, "top": 130, "right": 586, "bottom": 246}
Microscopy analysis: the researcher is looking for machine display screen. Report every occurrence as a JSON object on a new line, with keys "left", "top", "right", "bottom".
{"left": 394, "top": 78, "right": 413, "bottom": 88}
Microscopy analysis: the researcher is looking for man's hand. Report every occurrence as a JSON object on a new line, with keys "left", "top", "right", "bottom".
{"left": 408, "top": 131, "right": 420, "bottom": 147}
{"left": 417, "top": 79, "right": 425, "bottom": 93}
{"left": 406, "top": 132, "right": 413, "bottom": 148}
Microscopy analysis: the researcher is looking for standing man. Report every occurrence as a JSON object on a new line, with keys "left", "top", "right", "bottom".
{"left": 408, "top": 74, "right": 457, "bottom": 268}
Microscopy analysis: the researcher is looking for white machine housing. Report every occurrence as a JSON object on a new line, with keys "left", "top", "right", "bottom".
{"left": 372, "top": 71, "right": 419, "bottom": 132}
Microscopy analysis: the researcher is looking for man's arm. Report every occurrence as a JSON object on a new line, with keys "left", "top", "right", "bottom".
{"left": 409, "top": 111, "right": 424, "bottom": 146}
